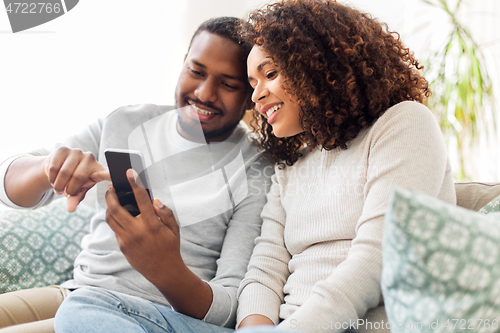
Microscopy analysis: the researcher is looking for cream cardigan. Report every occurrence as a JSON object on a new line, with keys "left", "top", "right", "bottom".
{"left": 237, "top": 101, "right": 456, "bottom": 332}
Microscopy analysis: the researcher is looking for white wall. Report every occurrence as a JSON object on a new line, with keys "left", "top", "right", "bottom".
{"left": 1, "top": 0, "right": 499, "bottom": 180}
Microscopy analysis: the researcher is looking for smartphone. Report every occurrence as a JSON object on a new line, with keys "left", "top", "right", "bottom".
{"left": 104, "top": 149, "right": 153, "bottom": 217}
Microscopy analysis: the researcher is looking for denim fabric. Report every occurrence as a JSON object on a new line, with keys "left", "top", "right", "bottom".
{"left": 54, "top": 286, "right": 234, "bottom": 333}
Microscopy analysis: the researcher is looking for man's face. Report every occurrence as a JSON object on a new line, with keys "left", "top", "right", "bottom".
{"left": 175, "top": 31, "right": 251, "bottom": 143}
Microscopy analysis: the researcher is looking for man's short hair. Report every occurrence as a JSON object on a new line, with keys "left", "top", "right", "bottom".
{"left": 187, "top": 17, "right": 252, "bottom": 68}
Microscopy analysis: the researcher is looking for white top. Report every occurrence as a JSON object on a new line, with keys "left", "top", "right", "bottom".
{"left": 237, "top": 101, "right": 456, "bottom": 332}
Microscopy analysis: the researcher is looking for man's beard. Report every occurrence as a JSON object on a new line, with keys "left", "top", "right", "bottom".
{"left": 177, "top": 112, "right": 240, "bottom": 142}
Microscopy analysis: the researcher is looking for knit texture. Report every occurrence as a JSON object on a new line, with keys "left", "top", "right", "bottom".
{"left": 237, "top": 101, "right": 456, "bottom": 333}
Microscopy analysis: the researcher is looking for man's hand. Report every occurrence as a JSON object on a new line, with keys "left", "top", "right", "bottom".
{"left": 105, "top": 169, "right": 182, "bottom": 286}
{"left": 44, "top": 147, "right": 110, "bottom": 212}
{"left": 104, "top": 169, "right": 213, "bottom": 319}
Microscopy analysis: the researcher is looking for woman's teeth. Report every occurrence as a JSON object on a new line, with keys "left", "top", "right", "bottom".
{"left": 266, "top": 104, "right": 282, "bottom": 117}
{"left": 193, "top": 104, "right": 216, "bottom": 115}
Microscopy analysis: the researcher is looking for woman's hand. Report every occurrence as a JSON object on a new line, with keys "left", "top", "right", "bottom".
{"left": 238, "top": 314, "right": 275, "bottom": 328}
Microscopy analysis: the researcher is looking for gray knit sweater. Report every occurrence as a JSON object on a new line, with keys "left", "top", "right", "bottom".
{"left": 0, "top": 104, "right": 273, "bottom": 328}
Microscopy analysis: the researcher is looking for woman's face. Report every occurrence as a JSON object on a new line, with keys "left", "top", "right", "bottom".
{"left": 247, "top": 46, "right": 304, "bottom": 138}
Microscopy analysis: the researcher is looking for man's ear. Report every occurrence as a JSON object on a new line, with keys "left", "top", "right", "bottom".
{"left": 244, "top": 97, "right": 255, "bottom": 112}
{"left": 244, "top": 88, "right": 255, "bottom": 111}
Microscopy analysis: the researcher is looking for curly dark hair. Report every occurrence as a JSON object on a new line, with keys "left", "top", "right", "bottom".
{"left": 241, "top": 0, "right": 431, "bottom": 167}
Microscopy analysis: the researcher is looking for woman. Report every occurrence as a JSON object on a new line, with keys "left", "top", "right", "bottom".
{"left": 236, "top": 0, "right": 455, "bottom": 332}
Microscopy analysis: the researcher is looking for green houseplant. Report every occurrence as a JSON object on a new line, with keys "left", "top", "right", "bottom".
{"left": 421, "top": 0, "right": 497, "bottom": 181}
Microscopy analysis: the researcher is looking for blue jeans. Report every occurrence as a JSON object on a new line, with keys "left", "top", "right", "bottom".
{"left": 53, "top": 287, "right": 304, "bottom": 333}
{"left": 54, "top": 286, "right": 234, "bottom": 333}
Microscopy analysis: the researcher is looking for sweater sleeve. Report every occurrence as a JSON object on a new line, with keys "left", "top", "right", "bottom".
{"left": 277, "top": 102, "right": 455, "bottom": 332}
{"left": 203, "top": 157, "right": 274, "bottom": 328}
{"left": 0, "top": 117, "right": 104, "bottom": 209}
{"left": 236, "top": 171, "right": 292, "bottom": 327}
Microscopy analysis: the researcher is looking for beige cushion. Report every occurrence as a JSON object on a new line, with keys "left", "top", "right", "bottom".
{"left": 455, "top": 182, "right": 500, "bottom": 211}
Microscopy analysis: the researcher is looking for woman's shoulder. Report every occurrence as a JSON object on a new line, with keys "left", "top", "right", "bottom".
{"left": 378, "top": 101, "right": 435, "bottom": 124}
{"left": 347, "top": 101, "right": 444, "bottom": 154}
{"left": 367, "top": 101, "right": 438, "bottom": 136}
{"left": 354, "top": 103, "right": 447, "bottom": 165}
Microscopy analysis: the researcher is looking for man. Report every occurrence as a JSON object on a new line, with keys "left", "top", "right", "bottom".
{"left": 0, "top": 17, "right": 272, "bottom": 332}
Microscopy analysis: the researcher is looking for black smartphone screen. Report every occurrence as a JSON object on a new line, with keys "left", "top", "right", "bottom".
{"left": 105, "top": 149, "right": 153, "bottom": 217}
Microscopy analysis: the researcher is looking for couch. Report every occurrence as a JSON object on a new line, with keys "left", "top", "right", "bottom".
{"left": 381, "top": 182, "right": 500, "bottom": 333}
{"left": 1, "top": 182, "right": 500, "bottom": 331}
{"left": 0, "top": 199, "right": 95, "bottom": 293}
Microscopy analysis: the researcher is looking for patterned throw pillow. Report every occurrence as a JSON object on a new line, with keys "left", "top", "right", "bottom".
{"left": 0, "top": 199, "right": 94, "bottom": 293}
{"left": 382, "top": 188, "right": 500, "bottom": 333}
{"left": 479, "top": 194, "right": 500, "bottom": 214}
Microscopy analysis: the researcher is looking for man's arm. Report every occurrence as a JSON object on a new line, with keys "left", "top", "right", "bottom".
{"left": 4, "top": 155, "right": 52, "bottom": 207}
{"left": 4, "top": 147, "right": 110, "bottom": 212}
{"left": 1, "top": 115, "right": 110, "bottom": 212}
{"left": 105, "top": 157, "right": 272, "bottom": 326}
{"left": 105, "top": 169, "right": 213, "bottom": 319}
